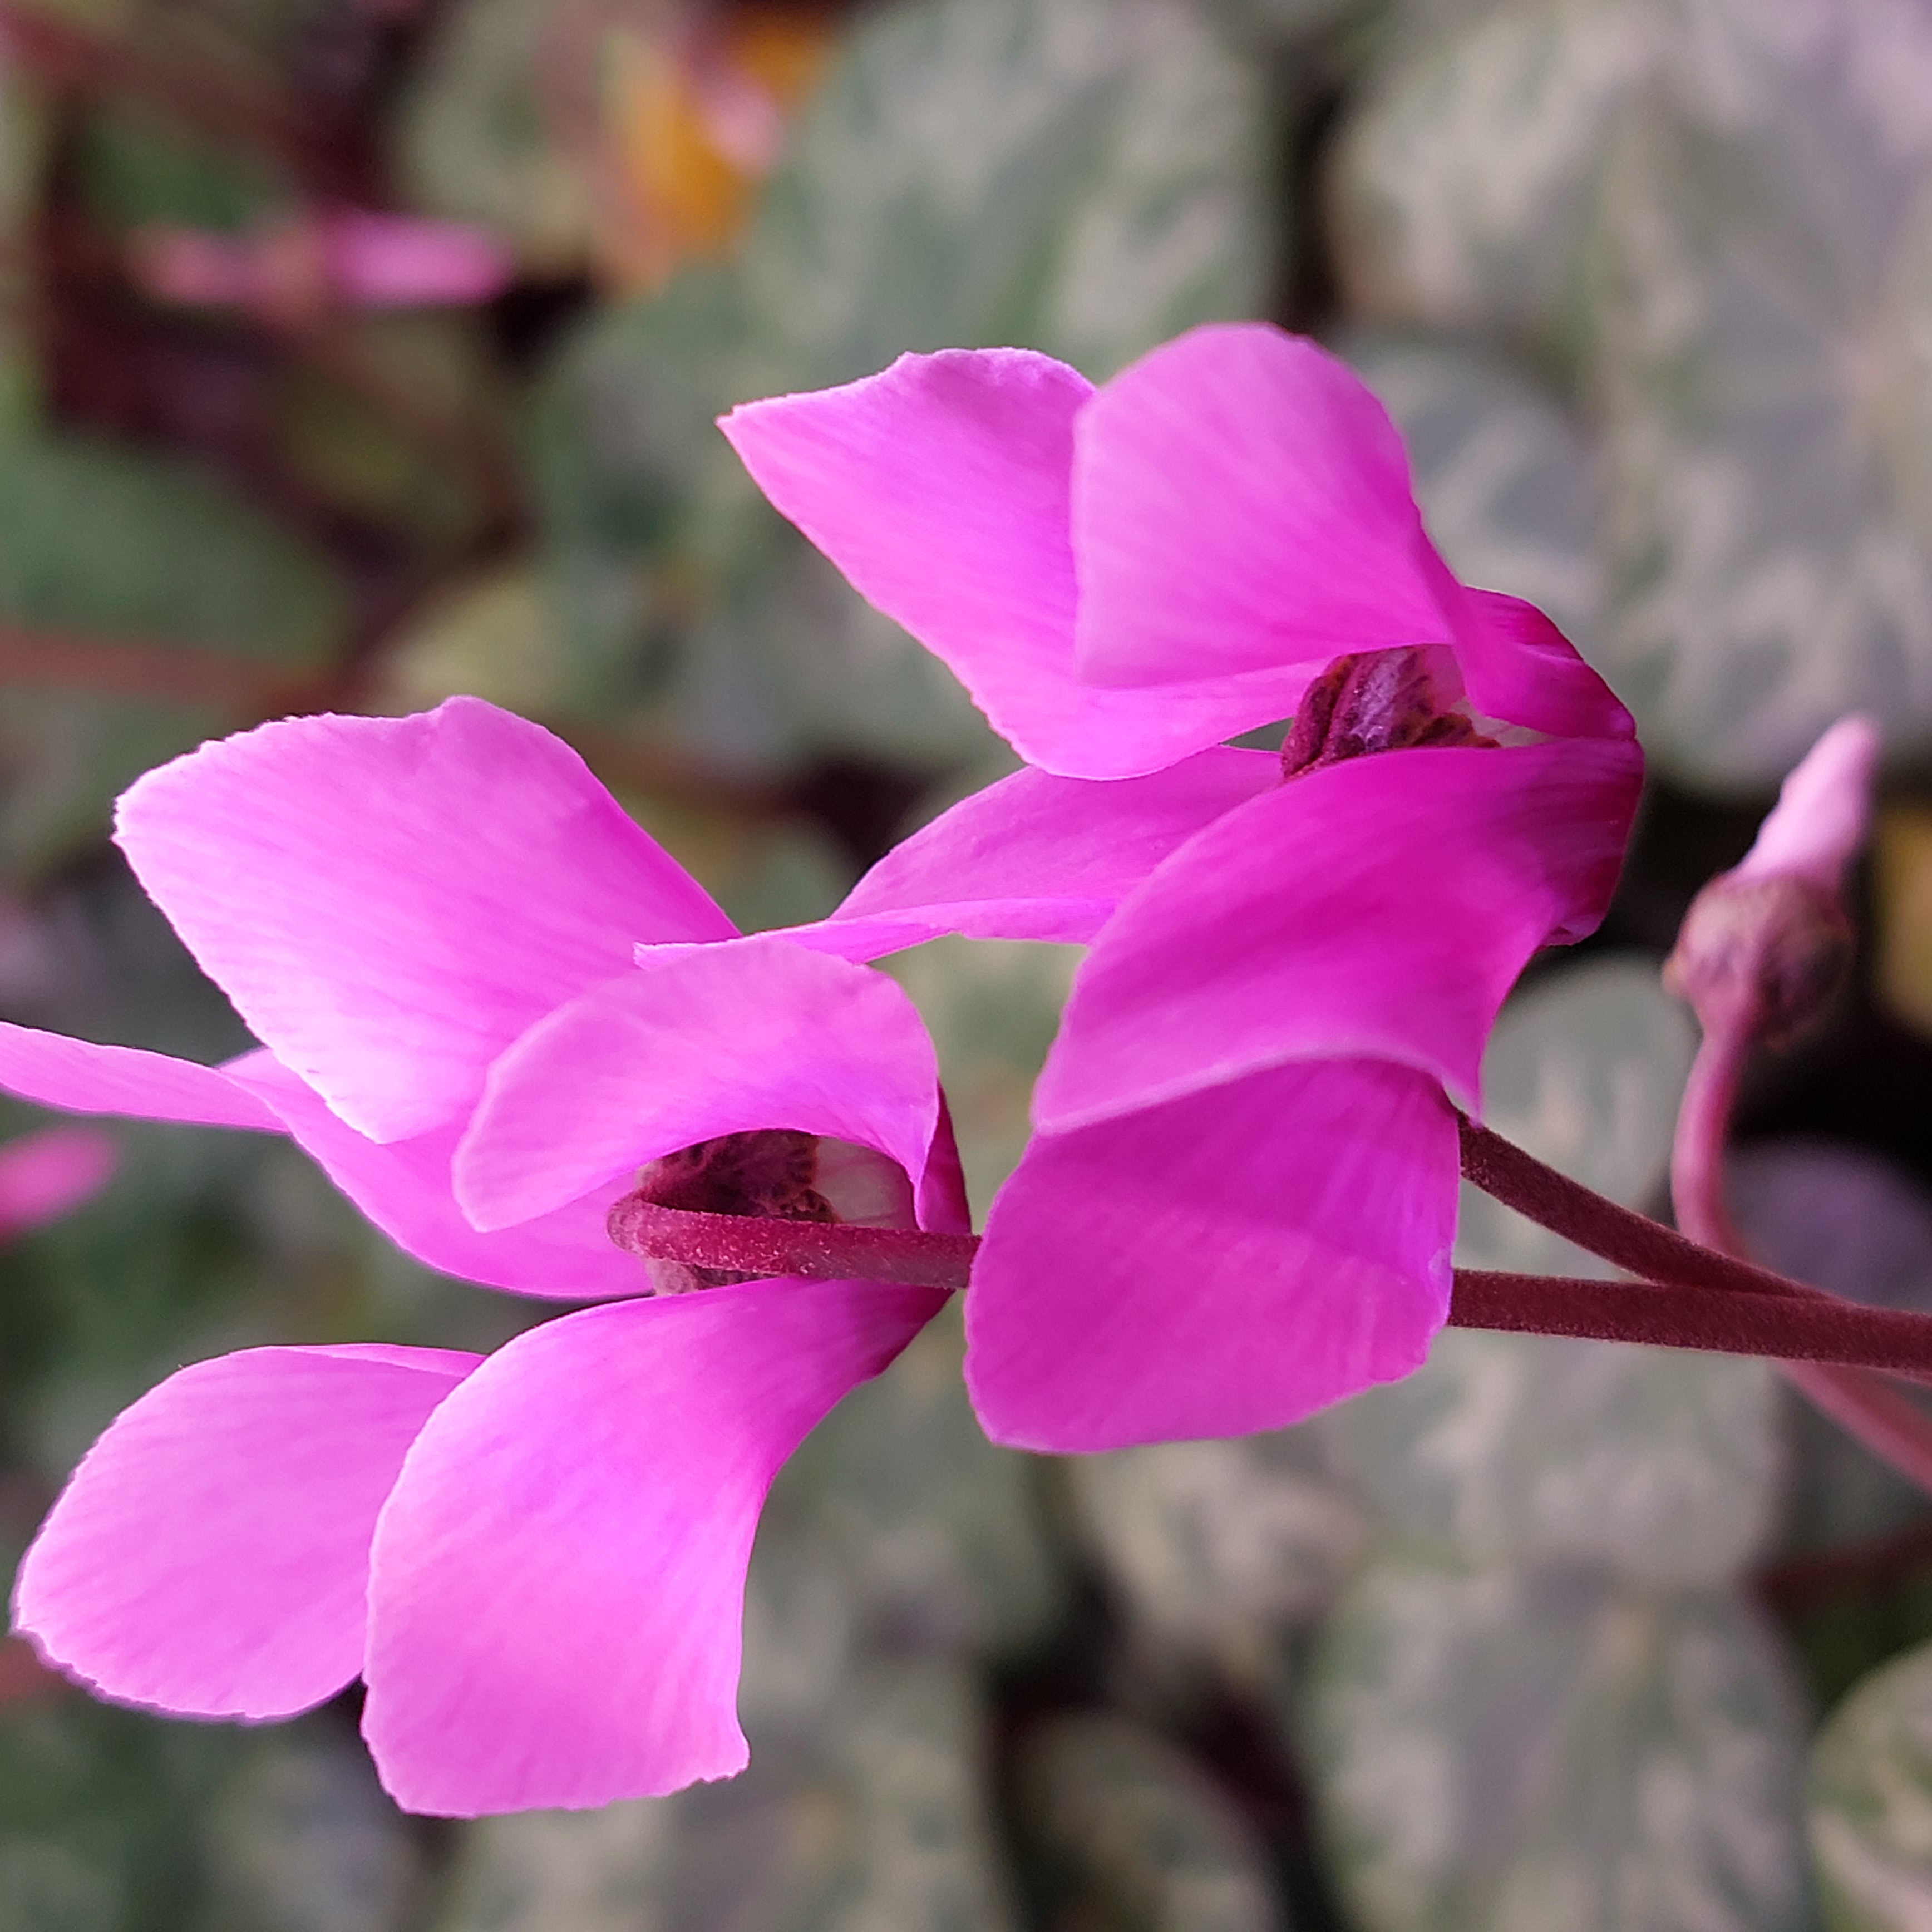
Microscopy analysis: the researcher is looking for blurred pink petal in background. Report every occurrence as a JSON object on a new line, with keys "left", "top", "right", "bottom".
{"left": 0, "top": 1125, "right": 116, "bottom": 1240}
{"left": 134, "top": 210, "right": 515, "bottom": 322}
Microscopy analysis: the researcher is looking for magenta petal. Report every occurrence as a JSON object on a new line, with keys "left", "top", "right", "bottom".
{"left": 226, "top": 1053, "right": 640, "bottom": 1299}
{"left": 0, "top": 1022, "right": 283, "bottom": 1131}
{"left": 1072, "top": 324, "right": 1448, "bottom": 690}
{"left": 12, "top": 1344, "right": 478, "bottom": 1719}
{"left": 1446, "top": 584, "right": 1637, "bottom": 742}
{"left": 1034, "top": 740, "right": 1643, "bottom": 1133}
{"left": 114, "top": 698, "right": 735, "bottom": 1144}
{"left": 790, "top": 748, "right": 1279, "bottom": 958}
{"left": 967, "top": 1060, "right": 1456, "bottom": 1450}
{"left": 722, "top": 349, "right": 1314, "bottom": 778}
{"left": 361, "top": 1278, "right": 942, "bottom": 1814}
{"left": 0, "top": 1127, "right": 117, "bottom": 1235}
{"left": 455, "top": 938, "right": 942, "bottom": 1233}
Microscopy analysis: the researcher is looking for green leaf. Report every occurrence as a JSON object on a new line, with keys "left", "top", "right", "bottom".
{"left": 1305, "top": 1558, "right": 1812, "bottom": 1932}
{"left": 0, "top": 1696, "right": 236, "bottom": 1932}
{"left": 196, "top": 1721, "right": 423, "bottom": 1932}
{"left": 1329, "top": 0, "right": 1658, "bottom": 376}
{"left": 531, "top": 0, "right": 1271, "bottom": 773}
{"left": 740, "top": 0, "right": 1270, "bottom": 387}
{"left": 1322, "top": 957, "right": 1781, "bottom": 1588}
{"left": 1071, "top": 1432, "right": 1366, "bottom": 1668}
{"left": 885, "top": 935, "right": 1080, "bottom": 1212}
{"left": 0, "top": 432, "right": 346, "bottom": 879}
{"left": 393, "top": 0, "right": 589, "bottom": 272}
{"left": 1342, "top": 333, "right": 1600, "bottom": 654}
{"left": 1808, "top": 1633, "right": 1932, "bottom": 1931}
{"left": 1015, "top": 1712, "right": 1283, "bottom": 1932}
{"left": 768, "top": 1299, "right": 1062, "bottom": 1658}
{"left": 435, "top": 1661, "right": 1016, "bottom": 1932}
{"left": 1590, "top": 10, "right": 1932, "bottom": 790}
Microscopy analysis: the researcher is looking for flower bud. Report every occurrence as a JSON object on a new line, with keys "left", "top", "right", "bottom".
{"left": 1664, "top": 716, "right": 1879, "bottom": 1046}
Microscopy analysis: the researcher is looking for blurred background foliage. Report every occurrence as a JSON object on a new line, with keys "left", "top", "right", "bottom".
{"left": 4, "top": 0, "right": 1932, "bottom": 1926}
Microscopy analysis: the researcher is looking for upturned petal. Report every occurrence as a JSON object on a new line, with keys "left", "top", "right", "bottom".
{"left": 721, "top": 349, "right": 1313, "bottom": 778}
{"left": 229, "top": 1053, "right": 642, "bottom": 1300}
{"left": 12, "top": 1344, "right": 477, "bottom": 1719}
{"left": 454, "top": 937, "right": 945, "bottom": 1234}
{"left": 1072, "top": 324, "right": 1446, "bottom": 691}
{"left": 114, "top": 698, "right": 734, "bottom": 1145}
{"left": 788, "top": 748, "right": 1278, "bottom": 959}
{"left": 1446, "top": 588, "right": 1637, "bottom": 743}
{"left": 966, "top": 1060, "right": 1457, "bottom": 1450}
{"left": 360, "top": 1278, "right": 942, "bottom": 1815}
{"left": 1033, "top": 738, "right": 1643, "bottom": 1133}
{"left": 0, "top": 1022, "right": 284, "bottom": 1131}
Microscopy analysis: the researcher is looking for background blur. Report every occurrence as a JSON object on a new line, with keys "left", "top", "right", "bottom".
{"left": 5, "top": 0, "right": 1932, "bottom": 1926}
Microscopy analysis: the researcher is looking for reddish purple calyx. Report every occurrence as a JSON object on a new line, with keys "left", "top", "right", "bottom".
{"left": 607, "top": 1129, "right": 918, "bottom": 1293}
{"left": 1280, "top": 647, "right": 1496, "bottom": 779}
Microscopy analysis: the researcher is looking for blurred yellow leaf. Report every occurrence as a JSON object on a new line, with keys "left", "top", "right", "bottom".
{"left": 1876, "top": 805, "right": 1932, "bottom": 1040}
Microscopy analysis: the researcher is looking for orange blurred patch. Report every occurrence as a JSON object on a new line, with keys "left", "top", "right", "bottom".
{"left": 599, "top": 8, "right": 833, "bottom": 290}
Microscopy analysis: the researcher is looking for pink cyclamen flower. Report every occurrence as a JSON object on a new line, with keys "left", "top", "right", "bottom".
{"left": 2, "top": 696, "right": 966, "bottom": 1815}
{"left": 0, "top": 1125, "right": 116, "bottom": 1239}
{"left": 722, "top": 322, "right": 1644, "bottom": 1450}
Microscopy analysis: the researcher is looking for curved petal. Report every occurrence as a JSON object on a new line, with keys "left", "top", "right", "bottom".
{"left": 0, "top": 1127, "right": 117, "bottom": 1235}
{"left": 787, "top": 748, "right": 1279, "bottom": 959}
{"left": 12, "top": 1344, "right": 478, "bottom": 1720}
{"left": 229, "top": 1054, "right": 642, "bottom": 1300}
{"left": 1033, "top": 738, "right": 1643, "bottom": 1133}
{"left": 1072, "top": 324, "right": 1448, "bottom": 690}
{"left": 722, "top": 348, "right": 1313, "bottom": 778}
{"left": 361, "top": 1278, "right": 943, "bottom": 1815}
{"left": 1446, "top": 583, "right": 1637, "bottom": 742}
{"left": 454, "top": 938, "right": 941, "bottom": 1234}
{"left": 966, "top": 1060, "right": 1456, "bottom": 1450}
{"left": 115, "top": 698, "right": 735, "bottom": 1145}
{"left": 0, "top": 1022, "right": 283, "bottom": 1131}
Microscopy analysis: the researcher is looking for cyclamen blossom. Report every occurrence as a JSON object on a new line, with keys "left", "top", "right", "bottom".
{"left": 2, "top": 697, "right": 966, "bottom": 1814}
{"left": 724, "top": 322, "right": 1644, "bottom": 1450}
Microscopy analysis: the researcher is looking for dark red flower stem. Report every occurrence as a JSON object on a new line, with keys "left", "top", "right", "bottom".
{"left": 1449, "top": 1271, "right": 1932, "bottom": 1376}
{"left": 608, "top": 1200, "right": 978, "bottom": 1291}
{"left": 608, "top": 1192, "right": 1932, "bottom": 1379}
{"left": 1456, "top": 1115, "right": 1817, "bottom": 1302}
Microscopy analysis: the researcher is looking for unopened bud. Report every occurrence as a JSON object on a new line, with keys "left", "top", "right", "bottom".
{"left": 1664, "top": 716, "right": 1879, "bottom": 1046}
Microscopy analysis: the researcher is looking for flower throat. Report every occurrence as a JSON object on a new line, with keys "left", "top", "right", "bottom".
{"left": 1279, "top": 645, "right": 1495, "bottom": 780}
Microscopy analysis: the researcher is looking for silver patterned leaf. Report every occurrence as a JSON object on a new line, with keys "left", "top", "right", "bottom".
{"left": 1343, "top": 334, "right": 1601, "bottom": 655}
{"left": 1016, "top": 1712, "right": 1284, "bottom": 1932}
{"left": 434, "top": 1660, "right": 1016, "bottom": 1932}
{"left": 1304, "top": 1558, "right": 1812, "bottom": 1932}
{"left": 1590, "top": 2, "right": 1932, "bottom": 790}
{"left": 530, "top": 0, "right": 1270, "bottom": 775}
{"left": 1807, "top": 1634, "right": 1932, "bottom": 1931}
{"left": 1071, "top": 1432, "right": 1367, "bottom": 1669}
{"left": 765, "top": 1298, "right": 1062, "bottom": 1659}
{"left": 1322, "top": 958, "right": 1783, "bottom": 1588}
{"left": 1329, "top": 0, "right": 1663, "bottom": 373}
